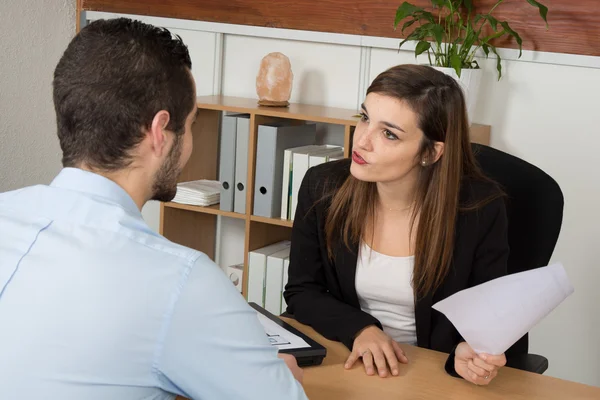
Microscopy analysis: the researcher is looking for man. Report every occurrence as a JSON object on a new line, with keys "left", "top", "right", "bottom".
{"left": 0, "top": 18, "right": 306, "bottom": 400}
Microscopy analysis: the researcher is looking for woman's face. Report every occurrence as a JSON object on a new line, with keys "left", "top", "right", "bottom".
{"left": 350, "top": 92, "right": 426, "bottom": 184}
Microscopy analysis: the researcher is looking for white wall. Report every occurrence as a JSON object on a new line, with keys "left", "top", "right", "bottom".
{"left": 84, "top": 12, "right": 600, "bottom": 387}
{"left": 0, "top": 0, "right": 74, "bottom": 192}
{"left": 222, "top": 35, "right": 362, "bottom": 108}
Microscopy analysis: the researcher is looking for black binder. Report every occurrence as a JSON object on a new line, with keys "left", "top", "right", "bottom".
{"left": 249, "top": 302, "right": 327, "bottom": 367}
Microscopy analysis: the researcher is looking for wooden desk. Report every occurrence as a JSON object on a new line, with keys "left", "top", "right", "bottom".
{"left": 282, "top": 318, "right": 600, "bottom": 400}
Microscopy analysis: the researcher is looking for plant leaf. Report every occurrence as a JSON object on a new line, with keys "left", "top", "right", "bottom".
{"left": 399, "top": 30, "right": 422, "bottom": 49}
{"left": 526, "top": 0, "right": 549, "bottom": 28}
{"left": 430, "top": 23, "right": 445, "bottom": 45}
{"left": 474, "top": 14, "right": 498, "bottom": 31}
{"left": 415, "top": 41, "right": 431, "bottom": 57}
{"left": 394, "top": 2, "right": 423, "bottom": 28}
{"left": 460, "top": 21, "right": 477, "bottom": 59}
{"left": 450, "top": 53, "right": 463, "bottom": 77}
{"left": 463, "top": 0, "right": 474, "bottom": 13}
{"left": 486, "top": 15, "right": 499, "bottom": 31}
{"left": 482, "top": 29, "right": 507, "bottom": 43}
{"left": 482, "top": 43, "right": 490, "bottom": 57}
{"left": 411, "top": 25, "right": 430, "bottom": 41}
{"left": 413, "top": 23, "right": 444, "bottom": 43}
{"left": 500, "top": 21, "right": 523, "bottom": 57}
{"left": 489, "top": 45, "right": 502, "bottom": 80}
{"left": 401, "top": 19, "right": 417, "bottom": 34}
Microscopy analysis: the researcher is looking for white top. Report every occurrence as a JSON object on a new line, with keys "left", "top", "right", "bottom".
{"left": 355, "top": 242, "right": 417, "bottom": 345}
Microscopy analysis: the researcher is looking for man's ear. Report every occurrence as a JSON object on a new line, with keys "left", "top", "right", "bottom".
{"left": 149, "top": 110, "right": 171, "bottom": 157}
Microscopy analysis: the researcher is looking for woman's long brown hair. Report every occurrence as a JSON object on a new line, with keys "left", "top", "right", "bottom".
{"left": 325, "top": 64, "right": 499, "bottom": 299}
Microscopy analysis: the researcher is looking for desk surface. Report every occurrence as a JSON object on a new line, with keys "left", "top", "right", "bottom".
{"left": 282, "top": 318, "right": 600, "bottom": 400}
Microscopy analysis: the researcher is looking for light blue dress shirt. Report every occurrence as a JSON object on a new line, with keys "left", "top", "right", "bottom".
{"left": 0, "top": 168, "right": 307, "bottom": 400}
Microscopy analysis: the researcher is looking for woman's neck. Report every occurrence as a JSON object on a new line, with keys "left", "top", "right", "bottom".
{"left": 376, "top": 171, "right": 420, "bottom": 212}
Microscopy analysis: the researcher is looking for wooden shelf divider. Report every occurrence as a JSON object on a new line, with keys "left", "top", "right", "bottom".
{"left": 250, "top": 215, "right": 294, "bottom": 228}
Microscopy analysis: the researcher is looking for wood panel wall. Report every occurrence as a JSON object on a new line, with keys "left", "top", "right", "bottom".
{"left": 80, "top": 0, "right": 600, "bottom": 57}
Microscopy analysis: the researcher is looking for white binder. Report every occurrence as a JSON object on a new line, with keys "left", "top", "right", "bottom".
{"left": 234, "top": 115, "right": 251, "bottom": 214}
{"left": 308, "top": 147, "right": 344, "bottom": 168}
{"left": 290, "top": 145, "right": 342, "bottom": 219}
{"left": 281, "top": 258, "right": 291, "bottom": 314}
{"left": 280, "top": 145, "right": 320, "bottom": 220}
{"left": 254, "top": 123, "right": 316, "bottom": 218}
{"left": 265, "top": 248, "right": 290, "bottom": 315}
{"left": 247, "top": 241, "right": 291, "bottom": 307}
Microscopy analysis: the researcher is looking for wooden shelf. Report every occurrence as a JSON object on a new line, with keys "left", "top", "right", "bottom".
{"left": 164, "top": 202, "right": 296, "bottom": 228}
{"left": 196, "top": 95, "right": 361, "bottom": 126}
{"left": 157, "top": 94, "right": 491, "bottom": 299}
{"left": 250, "top": 215, "right": 294, "bottom": 228}
{"left": 164, "top": 202, "right": 246, "bottom": 220}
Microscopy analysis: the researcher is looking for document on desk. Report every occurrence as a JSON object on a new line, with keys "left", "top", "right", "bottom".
{"left": 432, "top": 262, "right": 574, "bottom": 355}
{"left": 256, "top": 312, "right": 311, "bottom": 350}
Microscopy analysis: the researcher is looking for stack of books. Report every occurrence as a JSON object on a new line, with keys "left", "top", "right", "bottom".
{"left": 172, "top": 180, "right": 221, "bottom": 207}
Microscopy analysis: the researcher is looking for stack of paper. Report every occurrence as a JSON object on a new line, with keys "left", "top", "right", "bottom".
{"left": 432, "top": 262, "right": 574, "bottom": 355}
{"left": 172, "top": 180, "right": 221, "bottom": 206}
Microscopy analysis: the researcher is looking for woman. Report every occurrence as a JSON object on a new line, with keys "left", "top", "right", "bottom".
{"left": 284, "top": 64, "right": 508, "bottom": 386}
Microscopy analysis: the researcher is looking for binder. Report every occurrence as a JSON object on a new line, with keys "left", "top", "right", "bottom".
{"left": 308, "top": 147, "right": 344, "bottom": 168}
{"left": 234, "top": 115, "right": 251, "bottom": 214}
{"left": 280, "top": 145, "right": 320, "bottom": 220}
{"left": 218, "top": 114, "right": 237, "bottom": 211}
{"left": 281, "top": 258, "right": 290, "bottom": 314}
{"left": 247, "top": 241, "right": 291, "bottom": 307}
{"left": 254, "top": 123, "right": 316, "bottom": 218}
{"left": 264, "top": 248, "right": 290, "bottom": 315}
{"left": 290, "top": 145, "right": 342, "bottom": 219}
{"left": 225, "top": 263, "right": 244, "bottom": 292}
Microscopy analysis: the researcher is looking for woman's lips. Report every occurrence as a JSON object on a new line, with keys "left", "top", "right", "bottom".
{"left": 352, "top": 151, "right": 367, "bottom": 165}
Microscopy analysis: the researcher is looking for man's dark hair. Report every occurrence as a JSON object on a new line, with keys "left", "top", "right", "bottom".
{"left": 53, "top": 18, "right": 195, "bottom": 171}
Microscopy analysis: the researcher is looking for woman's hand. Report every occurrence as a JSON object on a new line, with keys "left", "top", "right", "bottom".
{"left": 454, "top": 342, "right": 506, "bottom": 385}
{"left": 344, "top": 325, "right": 408, "bottom": 377}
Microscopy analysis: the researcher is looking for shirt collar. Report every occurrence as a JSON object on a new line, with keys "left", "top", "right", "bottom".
{"left": 50, "top": 168, "right": 142, "bottom": 217}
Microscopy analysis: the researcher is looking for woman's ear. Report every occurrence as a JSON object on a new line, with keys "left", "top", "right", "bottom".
{"left": 431, "top": 141, "right": 445, "bottom": 164}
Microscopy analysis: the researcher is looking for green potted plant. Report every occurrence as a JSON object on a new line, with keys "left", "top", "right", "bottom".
{"left": 394, "top": 0, "right": 548, "bottom": 119}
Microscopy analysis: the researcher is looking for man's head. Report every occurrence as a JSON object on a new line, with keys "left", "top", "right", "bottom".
{"left": 53, "top": 18, "right": 197, "bottom": 203}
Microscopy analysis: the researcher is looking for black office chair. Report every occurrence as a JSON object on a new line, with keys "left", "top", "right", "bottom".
{"left": 472, "top": 143, "right": 564, "bottom": 374}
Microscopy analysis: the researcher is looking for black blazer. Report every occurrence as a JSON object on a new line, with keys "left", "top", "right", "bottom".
{"left": 284, "top": 159, "right": 509, "bottom": 365}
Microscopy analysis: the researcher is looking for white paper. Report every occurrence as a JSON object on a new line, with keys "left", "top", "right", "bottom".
{"left": 172, "top": 180, "right": 221, "bottom": 206}
{"left": 432, "top": 262, "right": 574, "bottom": 355}
{"left": 256, "top": 312, "right": 311, "bottom": 350}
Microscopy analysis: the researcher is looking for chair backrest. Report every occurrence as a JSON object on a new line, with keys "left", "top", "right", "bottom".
{"left": 472, "top": 143, "right": 564, "bottom": 354}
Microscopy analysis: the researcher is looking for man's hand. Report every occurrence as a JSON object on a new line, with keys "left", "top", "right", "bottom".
{"left": 454, "top": 342, "right": 506, "bottom": 386}
{"left": 278, "top": 353, "right": 303, "bottom": 384}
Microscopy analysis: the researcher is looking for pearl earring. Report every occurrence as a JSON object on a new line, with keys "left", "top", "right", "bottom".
{"left": 421, "top": 160, "right": 427, "bottom": 166}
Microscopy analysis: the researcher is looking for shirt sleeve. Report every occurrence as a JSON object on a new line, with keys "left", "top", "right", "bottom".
{"left": 155, "top": 254, "right": 308, "bottom": 400}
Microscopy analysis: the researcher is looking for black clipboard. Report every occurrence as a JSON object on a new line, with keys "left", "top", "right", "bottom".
{"left": 249, "top": 302, "right": 327, "bottom": 367}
